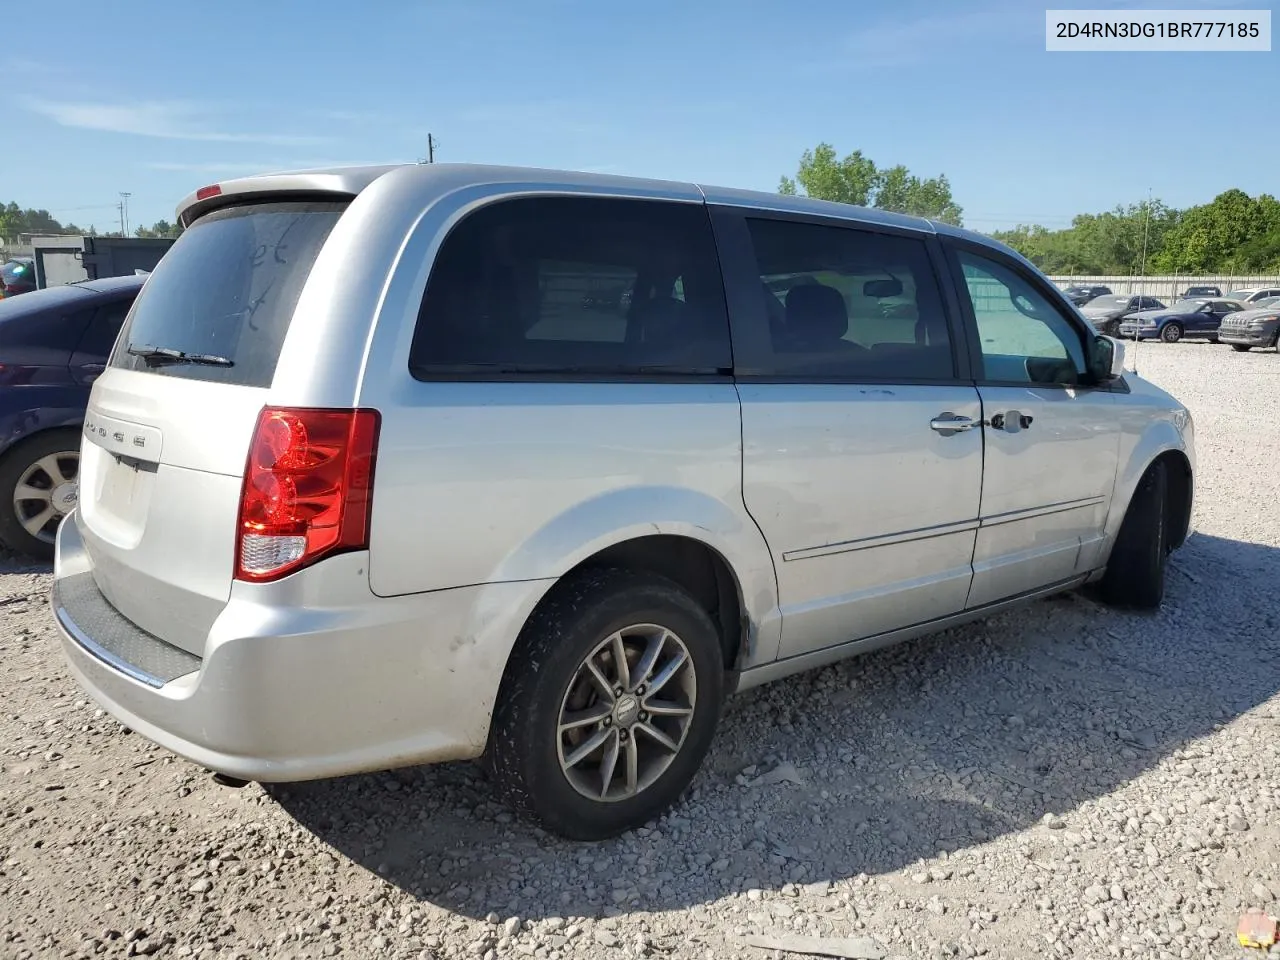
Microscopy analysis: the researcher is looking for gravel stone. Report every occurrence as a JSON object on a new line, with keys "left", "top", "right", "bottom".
{"left": 0, "top": 347, "right": 1277, "bottom": 960}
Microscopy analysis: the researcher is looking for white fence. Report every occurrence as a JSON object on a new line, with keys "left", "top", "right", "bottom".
{"left": 1049, "top": 274, "right": 1280, "bottom": 301}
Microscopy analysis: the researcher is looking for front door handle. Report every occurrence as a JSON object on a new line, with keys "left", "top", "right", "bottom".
{"left": 930, "top": 412, "right": 977, "bottom": 435}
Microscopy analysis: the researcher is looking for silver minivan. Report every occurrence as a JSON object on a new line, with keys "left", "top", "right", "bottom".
{"left": 52, "top": 163, "right": 1196, "bottom": 840}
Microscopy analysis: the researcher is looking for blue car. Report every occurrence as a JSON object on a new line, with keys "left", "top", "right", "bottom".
{"left": 1117, "top": 297, "right": 1247, "bottom": 343}
{"left": 0, "top": 274, "right": 145, "bottom": 559}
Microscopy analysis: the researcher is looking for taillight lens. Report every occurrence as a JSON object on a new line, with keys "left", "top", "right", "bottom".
{"left": 235, "top": 406, "right": 380, "bottom": 582}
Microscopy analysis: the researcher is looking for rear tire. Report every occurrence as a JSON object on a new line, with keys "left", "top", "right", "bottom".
{"left": 487, "top": 568, "right": 725, "bottom": 840}
{"left": 0, "top": 430, "right": 81, "bottom": 561}
{"left": 1232, "top": 344, "right": 1252, "bottom": 352}
{"left": 1100, "top": 461, "right": 1168, "bottom": 610}
{"left": 1160, "top": 323, "right": 1183, "bottom": 343}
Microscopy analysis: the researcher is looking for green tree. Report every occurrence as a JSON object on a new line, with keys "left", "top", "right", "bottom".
{"left": 779, "top": 143, "right": 963, "bottom": 225}
{"left": 0, "top": 200, "right": 76, "bottom": 238}
{"left": 135, "top": 219, "right": 183, "bottom": 240}
{"left": 1151, "top": 189, "right": 1278, "bottom": 273}
{"left": 779, "top": 143, "right": 878, "bottom": 206}
{"left": 992, "top": 199, "right": 1177, "bottom": 275}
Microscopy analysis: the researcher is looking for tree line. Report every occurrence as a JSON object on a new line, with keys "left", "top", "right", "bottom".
{"left": 0, "top": 201, "right": 182, "bottom": 242}
{"left": 779, "top": 145, "right": 1280, "bottom": 274}
{"left": 990, "top": 189, "right": 1280, "bottom": 275}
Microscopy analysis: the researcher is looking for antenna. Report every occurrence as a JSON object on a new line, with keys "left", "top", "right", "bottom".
{"left": 1133, "top": 187, "right": 1152, "bottom": 377}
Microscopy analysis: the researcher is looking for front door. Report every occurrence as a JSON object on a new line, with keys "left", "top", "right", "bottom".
{"left": 948, "top": 244, "right": 1121, "bottom": 608}
{"left": 1200, "top": 300, "right": 1239, "bottom": 335}
{"left": 718, "top": 210, "right": 983, "bottom": 659}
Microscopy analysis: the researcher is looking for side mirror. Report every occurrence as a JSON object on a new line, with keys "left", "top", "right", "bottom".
{"left": 1091, "top": 335, "right": 1126, "bottom": 382}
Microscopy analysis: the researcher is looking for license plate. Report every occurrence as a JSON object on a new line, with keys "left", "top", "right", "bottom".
{"left": 99, "top": 458, "right": 141, "bottom": 508}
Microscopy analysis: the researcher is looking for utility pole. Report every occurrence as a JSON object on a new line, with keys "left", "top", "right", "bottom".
{"left": 427, "top": 133, "right": 436, "bottom": 163}
{"left": 1138, "top": 187, "right": 1152, "bottom": 280}
{"left": 119, "top": 192, "right": 132, "bottom": 236}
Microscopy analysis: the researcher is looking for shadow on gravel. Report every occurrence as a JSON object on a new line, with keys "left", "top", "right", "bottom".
{"left": 273, "top": 531, "right": 1280, "bottom": 921}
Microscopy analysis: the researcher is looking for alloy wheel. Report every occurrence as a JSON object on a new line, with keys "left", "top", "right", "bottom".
{"left": 556, "top": 624, "right": 696, "bottom": 803}
{"left": 13, "top": 451, "right": 79, "bottom": 544}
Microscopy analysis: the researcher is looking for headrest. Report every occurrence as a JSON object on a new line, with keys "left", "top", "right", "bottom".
{"left": 785, "top": 284, "right": 848, "bottom": 341}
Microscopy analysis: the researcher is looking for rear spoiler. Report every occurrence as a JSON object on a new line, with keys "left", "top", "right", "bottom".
{"left": 175, "top": 165, "right": 403, "bottom": 227}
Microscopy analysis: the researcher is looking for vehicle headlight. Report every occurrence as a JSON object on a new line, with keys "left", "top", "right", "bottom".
{"left": 1250, "top": 315, "right": 1278, "bottom": 328}
{"left": 1140, "top": 319, "right": 1158, "bottom": 327}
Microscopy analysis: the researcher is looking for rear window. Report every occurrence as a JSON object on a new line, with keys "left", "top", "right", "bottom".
{"left": 110, "top": 200, "right": 346, "bottom": 387}
{"left": 409, "top": 196, "right": 732, "bottom": 377}
{"left": 1087, "top": 295, "right": 1129, "bottom": 309}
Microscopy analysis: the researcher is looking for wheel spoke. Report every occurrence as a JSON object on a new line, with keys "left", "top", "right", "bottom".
{"left": 12, "top": 483, "right": 51, "bottom": 504}
{"left": 631, "top": 631, "right": 666, "bottom": 690}
{"left": 558, "top": 702, "right": 611, "bottom": 734}
{"left": 646, "top": 649, "right": 688, "bottom": 697}
{"left": 643, "top": 698, "right": 693, "bottom": 718}
{"left": 584, "top": 660, "right": 616, "bottom": 703}
{"left": 563, "top": 726, "right": 612, "bottom": 769}
{"left": 610, "top": 633, "right": 630, "bottom": 691}
{"left": 636, "top": 722, "right": 680, "bottom": 753}
{"left": 35, "top": 454, "right": 75, "bottom": 485}
{"left": 625, "top": 735, "right": 639, "bottom": 795}
{"left": 19, "top": 504, "right": 56, "bottom": 537}
{"left": 597, "top": 730, "right": 621, "bottom": 799}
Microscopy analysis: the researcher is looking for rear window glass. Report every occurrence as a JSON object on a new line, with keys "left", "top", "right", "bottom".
{"left": 109, "top": 200, "right": 346, "bottom": 387}
{"left": 409, "top": 196, "right": 732, "bottom": 377}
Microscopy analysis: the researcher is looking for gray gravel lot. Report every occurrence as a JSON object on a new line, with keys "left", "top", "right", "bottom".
{"left": 2, "top": 342, "right": 1279, "bottom": 960}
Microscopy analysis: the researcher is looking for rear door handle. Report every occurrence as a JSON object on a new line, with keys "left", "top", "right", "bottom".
{"left": 930, "top": 413, "right": 977, "bottom": 434}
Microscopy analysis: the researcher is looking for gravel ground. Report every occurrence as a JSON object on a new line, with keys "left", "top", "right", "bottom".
{"left": 3, "top": 342, "right": 1279, "bottom": 960}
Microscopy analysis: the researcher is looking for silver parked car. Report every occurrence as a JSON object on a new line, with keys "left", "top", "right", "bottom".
{"left": 51, "top": 164, "right": 1196, "bottom": 840}
{"left": 1218, "top": 296, "right": 1280, "bottom": 351}
{"left": 1224, "top": 287, "right": 1280, "bottom": 305}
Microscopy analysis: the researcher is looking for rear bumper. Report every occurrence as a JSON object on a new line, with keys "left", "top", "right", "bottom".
{"left": 52, "top": 512, "right": 551, "bottom": 782}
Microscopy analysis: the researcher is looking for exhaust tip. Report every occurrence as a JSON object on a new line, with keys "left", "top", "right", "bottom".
{"left": 210, "top": 772, "right": 250, "bottom": 788}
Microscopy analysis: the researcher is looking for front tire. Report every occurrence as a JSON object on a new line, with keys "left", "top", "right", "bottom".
{"left": 0, "top": 430, "right": 81, "bottom": 561}
{"left": 1160, "top": 323, "right": 1183, "bottom": 343}
{"left": 487, "top": 568, "right": 725, "bottom": 840}
{"left": 1100, "top": 461, "right": 1168, "bottom": 610}
{"left": 1232, "top": 344, "right": 1251, "bottom": 352}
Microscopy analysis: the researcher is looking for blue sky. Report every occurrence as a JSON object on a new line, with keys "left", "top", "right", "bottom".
{"left": 4, "top": 0, "right": 1277, "bottom": 234}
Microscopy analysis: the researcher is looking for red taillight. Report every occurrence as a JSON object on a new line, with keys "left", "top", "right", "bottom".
{"left": 234, "top": 406, "right": 380, "bottom": 582}
{"left": 196, "top": 184, "right": 222, "bottom": 201}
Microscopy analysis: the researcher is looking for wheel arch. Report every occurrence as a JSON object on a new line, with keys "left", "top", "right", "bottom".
{"left": 1102, "top": 426, "right": 1193, "bottom": 565}
{"left": 563, "top": 534, "right": 749, "bottom": 674}
{"left": 485, "top": 485, "right": 781, "bottom": 671}
{"left": 0, "top": 409, "right": 85, "bottom": 462}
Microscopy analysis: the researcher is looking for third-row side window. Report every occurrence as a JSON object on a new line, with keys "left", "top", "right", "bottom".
{"left": 411, "top": 197, "right": 732, "bottom": 376}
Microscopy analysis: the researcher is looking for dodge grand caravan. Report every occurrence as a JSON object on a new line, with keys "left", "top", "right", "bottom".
{"left": 52, "top": 163, "right": 1196, "bottom": 840}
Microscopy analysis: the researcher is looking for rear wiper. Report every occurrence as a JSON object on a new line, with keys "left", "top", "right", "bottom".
{"left": 127, "top": 344, "right": 234, "bottom": 368}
